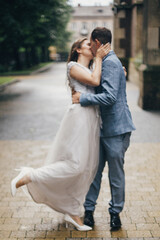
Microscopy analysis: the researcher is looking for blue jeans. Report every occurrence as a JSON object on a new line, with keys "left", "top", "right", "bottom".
{"left": 84, "top": 132, "right": 131, "bottom": 214}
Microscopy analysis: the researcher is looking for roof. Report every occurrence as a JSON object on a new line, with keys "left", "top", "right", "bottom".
{"left": 71, "top": 5, "right": 114, "bottom": 18}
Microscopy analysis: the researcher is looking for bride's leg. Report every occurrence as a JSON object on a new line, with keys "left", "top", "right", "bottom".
{"left": 16, "top": 174, "right": 31, "bottom": 188}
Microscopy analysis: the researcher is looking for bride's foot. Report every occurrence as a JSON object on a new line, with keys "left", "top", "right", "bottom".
{"left": 16, "top": 174, "right": 31, "bottom": 188}
{"left": 64, "top": 214, "right": 92, "bottom": 231}
{"left": 69, "top": 215, "right": 83, "bottom": 226}
{"left": 11, "top": 167, "right": 32, "bottom": 196}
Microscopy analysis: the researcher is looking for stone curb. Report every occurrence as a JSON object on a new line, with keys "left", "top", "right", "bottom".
{"left": 30, "top": 62, "right": 54, "bottom": 75}
{"left": 0, "top": 62, "right": 54, "bottom": 77}
{"left": 0, "top": 63, "right": 53, "bottom": 91}
{"left": 0, "top": 79, "right": 20, "bottom": 91}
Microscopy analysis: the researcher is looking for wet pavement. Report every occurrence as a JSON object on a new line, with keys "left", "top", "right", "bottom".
{"left": 0, "top": 63, "right": 70, "bottom": 140}
{"left": 0, "top": 62, "right": 160, "bottom": 239}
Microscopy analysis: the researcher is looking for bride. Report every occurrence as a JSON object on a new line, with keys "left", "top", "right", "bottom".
{"left": 11, "top": 38, "right": 110, "bottom": 231}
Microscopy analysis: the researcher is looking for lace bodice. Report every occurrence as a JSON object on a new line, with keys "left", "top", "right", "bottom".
{"left": 67, "top": 61, "right": 95, "bottom": 94}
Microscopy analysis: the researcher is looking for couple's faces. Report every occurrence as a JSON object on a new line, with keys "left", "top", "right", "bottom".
{"left": 79, "top": 40, "right": 93, "bottom": 59}
{"left": 79, "top": 39, "right": 98, "bottom": 59}
{"left": 90, "top": 38, "right": 97, "bottom": 57}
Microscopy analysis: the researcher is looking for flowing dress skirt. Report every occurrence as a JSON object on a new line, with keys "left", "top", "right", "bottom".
{"left": 27, "top": 104, "right": 100, "bottom": 215}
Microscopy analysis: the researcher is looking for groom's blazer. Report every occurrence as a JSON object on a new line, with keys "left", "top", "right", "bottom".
{"left": 80, "top": 50, "right": 136, "bottom": 137}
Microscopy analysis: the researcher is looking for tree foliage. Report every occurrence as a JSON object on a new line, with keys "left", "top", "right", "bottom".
{"left": 0, "top": 0, "right": 71, "bottom": 71}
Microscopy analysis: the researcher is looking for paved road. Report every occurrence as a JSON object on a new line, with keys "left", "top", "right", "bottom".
{"left": 0, "top": 62, "right": 160, "bottom": 239}
{"left": 0, "top": 63, "right": 71, "bottom": 140}
{"left": 0, "top": 62, "right": 160, "bottom": 142}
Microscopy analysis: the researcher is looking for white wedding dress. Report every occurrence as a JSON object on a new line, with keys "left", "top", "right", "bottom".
{"left": 26, "top": 61, "right": 100, "bottom": 215}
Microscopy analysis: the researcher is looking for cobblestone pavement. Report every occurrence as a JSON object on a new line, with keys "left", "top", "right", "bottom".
{"left": 0, "top": 63, "right": 160, "bottom": 240}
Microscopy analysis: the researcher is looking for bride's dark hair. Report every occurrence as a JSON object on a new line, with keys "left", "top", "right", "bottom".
{"left": 67, "top": 38, "right": 93, "bottom": 68}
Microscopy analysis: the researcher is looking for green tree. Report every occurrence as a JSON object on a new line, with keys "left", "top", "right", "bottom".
{"left": 0, "top": 0, "right": 71, "bottom": 71}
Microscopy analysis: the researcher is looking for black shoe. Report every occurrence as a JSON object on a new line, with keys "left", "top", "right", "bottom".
{"left": 110, "top": 212, "right": 121, "bottom": 231}
{"left": 84, "top": 210, "right": 95, "bottom": 227}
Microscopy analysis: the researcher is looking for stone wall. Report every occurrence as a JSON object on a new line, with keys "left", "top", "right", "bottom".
{"left": 138, "top": 0, "right": 160, "bottom": 110}
{"left": 113, "top": 0, "right": 143, "bottom": 81}
{"left": 129, "top": 58, "right": 140, "bottom": 86}
{"left": 139, "top": 66, "right": 160, "bottom": 110}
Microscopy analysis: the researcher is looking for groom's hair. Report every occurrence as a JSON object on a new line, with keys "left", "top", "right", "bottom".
{"left": 91, "top": 27, "right": 112, "bottom": 44}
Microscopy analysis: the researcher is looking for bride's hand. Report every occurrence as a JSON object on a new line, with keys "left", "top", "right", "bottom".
{"left": 96, "top": 43, "right": 111, "bottom": 59}
{"left": 123, "top": 66, "right": 127, "bottom": 77}
{"left": 71, "top": 88, "right": 76, "bottom": 96}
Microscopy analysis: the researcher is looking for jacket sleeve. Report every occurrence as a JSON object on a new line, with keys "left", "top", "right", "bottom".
{"left": 80, "top": 60, "right": 121, "bottom": 107}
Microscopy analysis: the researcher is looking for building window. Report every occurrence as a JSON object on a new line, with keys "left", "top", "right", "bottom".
{"left": 103, "top": 22, "right": 107, "bottom": 28}
{"left": 120, "top": 0, "right": 127, "bottom": 3}
{"left": 80, "top": 22, "right": 88, "bottom": 36}
{"left": 92, "top": 22, "right": 97, "bottom": 29}
{"left": 120, "top": 39, "right": 126, "bottom": 49}
{"left": 82, "top": 22, "right": 87, "bottom": 29}
{"left": 120, "top": 18, "right": 125, "bottom": 28}
{"left": 72, "top": 22, "right": 77, "bottom": 30}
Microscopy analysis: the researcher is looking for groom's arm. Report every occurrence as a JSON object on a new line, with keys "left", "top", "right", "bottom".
{"left": 80, "top": 60, "right": 121, "bottom": 107}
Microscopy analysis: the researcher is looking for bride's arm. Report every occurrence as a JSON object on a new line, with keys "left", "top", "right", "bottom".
{"left": 69, "top": 43, "right": 111, "bottom": 87}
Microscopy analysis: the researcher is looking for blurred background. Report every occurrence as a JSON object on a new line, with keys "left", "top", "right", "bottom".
{"left": 0, "top": 0, "right": 160, "bottom": 110}
{"left": 0, "top": 3, "right": 160, "bottom": 238}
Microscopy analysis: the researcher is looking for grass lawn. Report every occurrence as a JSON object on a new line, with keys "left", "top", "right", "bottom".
{"left": 0, "top": 62, "right": 52, "bottom": 76}
{"left": 0, "top": 77, "right": 15, "bottom": 85}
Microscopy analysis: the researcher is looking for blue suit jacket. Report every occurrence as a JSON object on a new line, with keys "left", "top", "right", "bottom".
{"left": 80, "top": 50, "right": 136, "bottom": 137}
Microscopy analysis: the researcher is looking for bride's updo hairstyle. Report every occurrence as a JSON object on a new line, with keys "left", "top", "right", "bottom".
{"left": 68, "top": 38, "right": 93, "bottom": 68}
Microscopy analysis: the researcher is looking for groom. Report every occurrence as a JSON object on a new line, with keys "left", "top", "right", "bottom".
{"left": 72, "top": 27, "right": 135, "bottom": 231}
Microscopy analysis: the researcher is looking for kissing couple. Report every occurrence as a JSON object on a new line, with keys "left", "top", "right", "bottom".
{"left": 11, "top": 27, "right": 135, "bottom": 231}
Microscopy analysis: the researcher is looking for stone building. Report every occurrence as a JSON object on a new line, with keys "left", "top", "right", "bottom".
{"left": 112, "top": 0, "right": 143, "bottom": 82}
{"left": 67, "top": 4, "right": 114, "bottom": 47}
{"left": 113, "top": 0, "right": 160, "bottom": 110}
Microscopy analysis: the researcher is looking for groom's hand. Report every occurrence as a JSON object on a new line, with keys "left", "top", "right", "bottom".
{"left": 72, "top": 91, "right": 81, "bottom": 104}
